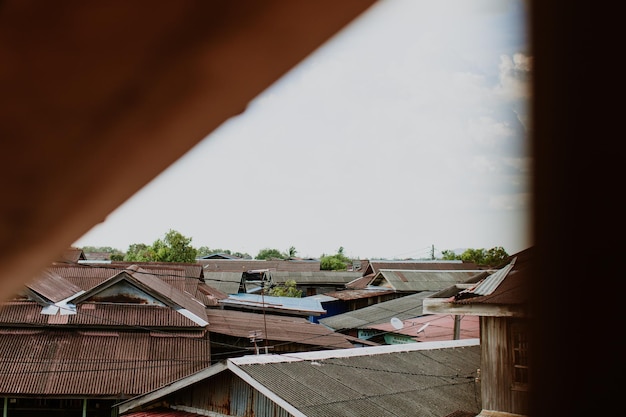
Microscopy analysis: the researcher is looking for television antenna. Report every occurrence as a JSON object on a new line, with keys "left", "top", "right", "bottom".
{"left": 416, "top": 322, "right": 430, "bottom": 335}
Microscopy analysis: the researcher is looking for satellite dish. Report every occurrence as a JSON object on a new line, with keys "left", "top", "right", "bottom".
{"left": 390, "top": 317, "right": 404, "bottom": 330}
{"left": 416, "top": 322, "right": 430, "bottom": 334}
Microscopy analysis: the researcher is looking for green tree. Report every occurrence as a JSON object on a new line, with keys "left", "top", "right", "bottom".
{"left": 256, "top": 248, "right": 287, "bottom": 260}
{"left": 440, "top": 246, "right": 509, "bottom": 267}
{"left": 441, "top": 249, "right": 458, "bottom": 260}
{"left": 320, "top": 247, "right": 352, "bottom": 271}
{"left": 287, "top": 246, "right": 297, "bottom": 258}
{"left": 231, "top": 251, "right": 252, "bottom": 259}
{"left": 268, "top": 279, "right": 302, "bottom": 297}
{"left": 152, "top": 229, "right": 197, "bottom": 262}
{"left": 110, "top": 253, "right": 124, "bottom": 261}
{"left": 196, "top": 246, "right": 214, "bottom": 257}
{"left": 124, "top": 230, "right": 197, "bottom": 263}
{"left": 124, "top": 243, "right": 155, "bottom": 262}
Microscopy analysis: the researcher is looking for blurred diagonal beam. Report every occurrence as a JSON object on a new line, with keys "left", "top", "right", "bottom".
{"left": 0, "top": 0, "right": 376, "bottom": 299}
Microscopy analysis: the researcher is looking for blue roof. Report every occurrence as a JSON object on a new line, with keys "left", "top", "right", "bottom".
{"left": 220, "top": 293, "right": 326, "bottom": 315}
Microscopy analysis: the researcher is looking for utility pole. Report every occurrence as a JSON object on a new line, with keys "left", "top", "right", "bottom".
{"left": 453, "top": 316, "right": 461, "bottom": 340}
{"left": 431, "top": 244, "right": 435, "bottom": 260}
{"left": 261, "top": 279, "right": 269, "bottom": 354}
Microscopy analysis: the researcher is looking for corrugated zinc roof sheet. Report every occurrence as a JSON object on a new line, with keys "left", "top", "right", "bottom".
{"left": 25, "top": 269, "right": 83, "bottom": 302}
{"left": 0, "top": 301, "right": 203, "bottom": 328}
{"left": 234, "top": 341, "right": 481, "bottom": 417}
{"left": 373, "top": 270, "right": 486, "bottom": 292}
{"left": 455, "top": 252, "right": 531, "bottom": 306}
{"left": 270, "top": 271, "right": 362, "bottom": 285}
{"left": 205, "top": 309, "right": 354, "bottom": 349}
{"left": 202, "top": 272, "right": 243, "bottom": 295}
{"left": 365, "top": 260, "right": 481, "bottom": 275}
{"left": 199, "top": 259, "right": 320, "bottom": 272}
{"left": 322, "top": 288, "right": 395, "bottom": 301}
{"left": 72, "top": 266, "right": 208, "bottom": 325}
{"left": 318, "top": 292, "right": 434, "bottom": 330}
{"left": 367, "top": 314, "right": 480, "bottom": 342}
{"left": 219, "top": 293, "right": 326, "bottom": 316}
{"left": 0, "top": 329, "right": 211, "bottom": 396}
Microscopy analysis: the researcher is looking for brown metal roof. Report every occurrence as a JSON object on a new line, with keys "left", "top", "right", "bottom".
{"left": 454, "top": 248, "right": 532, "bottom": 306}
{"left": 0, "top": 301, "right": 204, "bottom": 328}
{"left": 73, "top": 266, "right": 208, "bottom": 325}
{"left": 47, "top": 264, "right": 214, "bottom": 307}
{"left": 0, "top": 329, "right": 210, "bottom": 397}
{"left": 46, "top": 264, "right": 118, "bottom": 290}
{"left": 195, "top": 283, "right": 227, "bottom": 307}
{"left": 205, "top": 309, "right": 355, "bottom": 350}
{"left": 345, "top": 274, "right": 374, "bottom": 290}
{"left": 199, "top": 259, "right": 320, "bottom": 272}
{"left": 25, "top": 269, "right": 83, "bottom": 302}
{"left": 270, "top": 270, "right": 362, "bottom": 285}
{"left": 367, "top": 314, "right": 480, "bottom": 342}
{"left": 110, "top": 262, "right": 204, "bottom": 279}
{"left": 369, "top": 270, "right": 487, "bottom": 293}
{"left": 364, "top": 260, "right": 482, "bottom": 276}
{"left": 58, "top": 247, "right": 86, "bottom": 263}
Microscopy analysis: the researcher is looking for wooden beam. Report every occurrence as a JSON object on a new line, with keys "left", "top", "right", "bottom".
{"left": 0, "top": 0, "right": 376, "bottom": 300}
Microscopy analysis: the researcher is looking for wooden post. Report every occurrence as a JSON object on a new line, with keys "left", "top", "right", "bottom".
{"left": 453, "top": 316, "right": 461, "bottom": 340}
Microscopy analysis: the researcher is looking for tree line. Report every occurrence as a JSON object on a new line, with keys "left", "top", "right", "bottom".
{"left": 80, "top": 229, "right": 509, "bottom": 270}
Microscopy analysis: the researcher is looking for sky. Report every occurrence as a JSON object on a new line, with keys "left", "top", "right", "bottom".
{"left": 74, "top": 0, "right": 532, "bottom": 260}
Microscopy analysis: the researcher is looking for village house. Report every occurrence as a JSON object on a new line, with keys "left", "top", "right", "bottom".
{"left": 314, "top": 264, "right": 489, "bottom": 329}
{"left": 423, "top": 247, "right": 532, "bottom": 416}
{"left": 0, "top": 255, "right": 376, "bottom": 416}
{"left": 0, "top": 264, "right": 212, "bottom": 416}
{"left": 115, "top": 339, "right": 482, "bottom": 417}
{"left": 320, "top": 291, "right": 480, "bottom": 344}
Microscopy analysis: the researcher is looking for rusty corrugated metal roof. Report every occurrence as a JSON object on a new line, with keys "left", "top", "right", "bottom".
{"left": 345, "top": 274, "right": 375, "bottom": 290}
{"left": 205, "top": 309, "right": 354, "bottom": 349}
{"left": 0, "top": 329, "right": 211, "bottom": 397}
{"left": 48, "top": 264, "right": 213, "bottom": 307}
{"left": 455, "top": 256, "right": 530, "bottom": 306}
{"left": 270, "top": 271, "right": 362, "bottom": 285}
{"left": 58, "top": 247, "right": 86, "bottom": 263}
{"left": 26, "top": 269, "right": 83, "bottom": 302}
{"left": 72, "top": 266, "right": 208, "bottom": 325}
{"left": 364, "top": 260, "right": 482, "bottom": 276}
{"left": 369, "top": 269, "right": 487, "bottom": 292}
{"left": 367, "top": 314, "right": 480, "bottom": 342}
{"left": 199, "top": 259, "right": 320, "bottom": 272}
{"left": 422, "top": 248, "right": 533, "bottom": 317}
{"left": 0, "top": 301, "right": 204, "bottom": 328}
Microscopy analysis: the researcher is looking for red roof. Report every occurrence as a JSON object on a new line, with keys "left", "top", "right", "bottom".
{"left": 367, "top": 314, "right": 480, "bottom": 342}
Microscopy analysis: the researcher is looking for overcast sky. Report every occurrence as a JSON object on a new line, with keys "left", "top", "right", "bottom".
{"left": 74, "top": 0, "right": 532, "bottom": 260}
